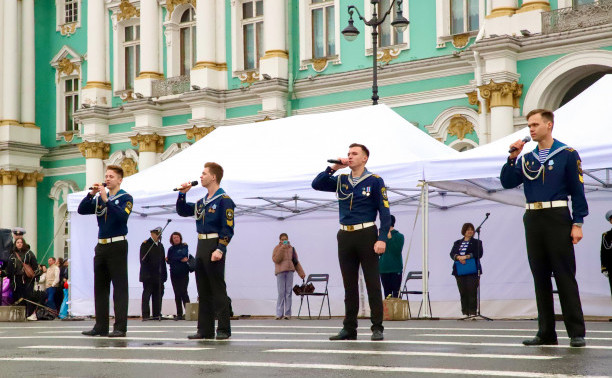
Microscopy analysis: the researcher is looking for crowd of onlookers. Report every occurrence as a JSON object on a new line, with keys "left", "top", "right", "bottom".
{"left": 0, "top": 227, "right": 69, "bottom": 320}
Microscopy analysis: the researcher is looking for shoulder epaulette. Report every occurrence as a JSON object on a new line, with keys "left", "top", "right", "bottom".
{"left": 142, "top": 240, "right": 148, "bottom": 244}
{"left": 222, "top": 194, "right": 230, "bottom": 199}
{"left": 565, "top": 147, "right": 575, "bottom": 152}
{"left": 372, "top": 174, "right": 381, "bottom": 178}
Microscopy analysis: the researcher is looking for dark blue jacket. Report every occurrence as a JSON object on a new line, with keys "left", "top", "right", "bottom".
{"left": 176, "top": 188, "right": 235, "bottom": 253}
{"left": 312, "top": 167, "right": 392, "bottom": 242}
{"left": 500, "top": 139, "right": 588, "bottom": 224}
{"left": 450, "top": 238, "right": 483, "bottom": 276}
{"left": 139, "top": 238, "right": 167, "bottom": 283}
{"left": 167, "top": 243, "right": 190, "bottom": 276}
{"left": 77, "top": 190, "right": 133, "bottom": 238}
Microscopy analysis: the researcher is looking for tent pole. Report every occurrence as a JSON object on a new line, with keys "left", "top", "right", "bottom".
{"left": 422, "top": 181, "right": 430, "bottom": 318}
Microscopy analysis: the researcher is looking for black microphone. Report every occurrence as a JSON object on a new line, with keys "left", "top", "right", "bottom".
{"left": 327, "top": 159, "right": 343, "bottom": 165}
{"left": 173, "top": 181, "right": 199, "bottom": 191}
{"left": 508, "top": 136, "right": 531, "bottom": 153}
{"left": 88, "top": 183, "right": 107, "bottom": 190}
{"left": 486, "top": 213, "right": 490, "bottom": 217}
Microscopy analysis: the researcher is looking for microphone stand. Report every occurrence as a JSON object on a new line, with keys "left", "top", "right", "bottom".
{"left": 460, "top": 213, "right": 492, "bottom": 321}
{"left": 141, "top": 219, "right": 172, "bottom": 321}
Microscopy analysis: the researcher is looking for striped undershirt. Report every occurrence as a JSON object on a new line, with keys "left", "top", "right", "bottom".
{"left": 538, "top": 148, "right": 550, "bottom": 164}
{"left": 458, "top": 240, "right": 469, "bottom": 255}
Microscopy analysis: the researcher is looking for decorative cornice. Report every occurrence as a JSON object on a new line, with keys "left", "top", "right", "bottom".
{"left": 185, "top": 125, "right": 215, "bottom": 141}
{"left": 239, "top": 71, "right": 260, "bottom": 86}
{"left": 377, "top": 48, "right": 400, "bottom": 64}
{"left": 447, "top": 115, "right": 474, "bottom": 140}
{"left": 192, "top": 61, "right": 228, "bottom": 71}
{"left": 130, "top": 133, "right": 165, "bottom": 153}
{"left": 78, "top": 141, "right": 110, "bottom": 159}
{"left": 117, "top": 0, "right": 140, "bottom": 21}
{"left": 121, "top": 158, "right": 138, "bottom": 177}
{"left": 478, "top": 80, "right": 523, "bottom": 109}
{"left": 452, "top": 33, "right": 470, "bottom": 49}
{"left": 60, "top": 23, "right": 77, "bottom": 36}
{"left": 22, "top": 172, "right": 44, "bottom": 187}
{"left": 261, "top": 50, "right": 289, "bottom": 60}
{"left": 466, "top": 90, "right": 481, "bottom": 113}
{"left": 56, "top": 58, "right": 80, "bottom": 81}
{"left": 0, "top": 169, "right": 24, "bottom": 186}
{"left": 166, "top": 0, "right": 196, "bottom": 18}
{"left": 83, "top": 81, "right": 112, "bottom": 90}
{"left": 136, "top": 72, "right": 165, "bottom": 80}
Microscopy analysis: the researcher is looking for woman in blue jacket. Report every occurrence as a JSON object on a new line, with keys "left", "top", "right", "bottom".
{"left": 450, "top": 223, "right": 483, "bottom": 317}
{"left": 167, "top": 232, "right": 190, "bottom": 320}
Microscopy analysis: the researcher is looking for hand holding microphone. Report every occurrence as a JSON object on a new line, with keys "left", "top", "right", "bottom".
{"left": 89, "top": 182, "right": 106, "bottom": 194}
{"left": 508, "top": 136, "right": 531, "bottom": 158}
{"left": 174, "top": 180, "right": 199, "bottom": 193}
{"left": 327, "top": 158, "right": 348, "bottom": 170}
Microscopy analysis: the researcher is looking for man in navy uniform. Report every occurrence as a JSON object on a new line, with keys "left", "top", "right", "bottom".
{"left": 312, "top": 143, "right": 391, "bottom": 341}
{"left": 176, "top": 162, "right": 235, "bottom": 340}
{"left": 601, "top": 210, "right": 612, "bottom": 321}
{"left": 140, "top": 226, "right": 167, "bottom": 321}
{"left": 78, "top": 165, "right": 133, "bottom": 337}
{"left": 501, "top": 109, "right": 588, "bottom": 347}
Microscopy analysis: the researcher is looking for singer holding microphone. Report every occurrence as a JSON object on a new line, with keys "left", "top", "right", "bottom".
{"left": 176, "top": 162, "right": 235, "bottom": 340}
{"left": 312, "top": 143, "right": 391, "bottom": 341}
{"left": 501, "top": 109, "right": 588, "bottom": 348}
{"left": 78, "top": 165, "right": 133, "bottom": 337}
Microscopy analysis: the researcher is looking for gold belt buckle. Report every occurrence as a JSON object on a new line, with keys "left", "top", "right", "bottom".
{"left": 534, "top": 202, "right": 543, "bottom": 210}
{"left": 100, "top": 239, "right": 108, "bottom": 244}
{"left": 346, "top": 225, "right": 354, "bottom": 231}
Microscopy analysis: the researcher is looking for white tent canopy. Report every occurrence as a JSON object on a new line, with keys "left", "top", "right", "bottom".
{"left": 66, "top": 105, "right": 459, "bottom": 317}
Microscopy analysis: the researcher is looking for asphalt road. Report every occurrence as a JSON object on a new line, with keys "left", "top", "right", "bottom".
{"left": 0, "top": 318, "right": 611, "bottom": 377}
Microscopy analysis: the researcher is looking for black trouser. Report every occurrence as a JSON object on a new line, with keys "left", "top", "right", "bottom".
{"left": 171, "top": 273, "right": 190, "bottom": 317}
{"left": 141, "top": 280, "right": 163, "bottom": 318}
{"left": 524, "top": 207, "right": 585, "bottom": 339}
{"left": 380, "top": 272, "right": 402, "bottom": 298}
{"left": 93, "top": 240, "right": 129, "bottom": 333}
{"left": 337, "top": 226, "right": 383, "bottom": 334}
{"left": 13, "top": 276, "right": 35, "bottom": 316}
{"left": 195, "top": 239, "right": 230, "bottom": 337}
{"left": 455, "top": 274, "right": 479, "bottom": 315}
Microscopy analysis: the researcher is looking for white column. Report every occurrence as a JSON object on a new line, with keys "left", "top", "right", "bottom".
{"left": 138, "top": 152, "right": 157, "bottom": 171}
{"left": 0, "top": 1, "right": 4, "bottom": 120}
{"left": 191, "top": 0, "right": 225, "bottom": 89}
{"left": 491, "top": 0, "right": 518, "bottom": 10}
{"left": 134, "top": 0, "right": 163, "bottom": 97}
{"left": 22, "top": 172, "right": 41, "bottom": 253}
{"left": 259, "top": 0, "right": 288, "bottom": 79}
{"left": 0, "top": 171, "right": 18, "bottom": 228}
{"left": 85, "top": 158, "right": 105, "bottom": 189}
{"left": 215, "top": 0, "right": 227, "bottom": 89}
{"left": 82, "top": 0, "right": 111, "bottom": 106}
{"left": 21, "top": 0, "right": 35, "bottom": 126}
{"left": 2, "top": 0, "right": 19, "bottom": 124}
{"left": 79, "top": 141, "right": 109, "bottom": 188}
{"left": 490, "top": 106, "right": 515, "bottom": 141}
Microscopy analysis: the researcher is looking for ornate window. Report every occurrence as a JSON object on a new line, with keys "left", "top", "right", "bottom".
{"left": 311, "top": 0, "right": 336, "bottom": 58}
{"left": 49, "top": 180, "right": 80, "bottom": 259}
{"left": 450, "top": 0, "right": 479, "bottom": 35}
{"left": 64, "top": 78, "right": 80, "bottom": 132}
{"left": 179, "top": 8, "right": 197, "bottom": 76}
{"left": 377, "top": 0, "right": 403, "bottom": 47}
{"left": 436, "top": 0, "right": 484, "bottom": 48}
{"left": 51, "top": 46, "right": 83, "bottom": 139}
{"left": 242, "top": 0, "right": 264, "bottom": 70}
{"left": 56, "top": 0, "right": 82, "bottom": 36}
{"left": 298, "top": 0, "right": 340, "bottom": 71}
{"left": 124, "top": 25, "right": 141, "bottom": 90}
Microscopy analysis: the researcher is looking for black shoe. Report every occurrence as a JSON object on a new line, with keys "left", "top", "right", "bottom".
{"left": 570, "top": 337, "right": 586, "bottom": 347}
{"left": 108, "top": 330, "right": 126, "bottom": 338}
{"left": 81, "top": 329, "right": 108, "bottom": 337}
{"left": 216, "top": 332, "right": 231, "bottom": 340}
{"left": 329, "top": 329, "right": 357, "bottom": 341}
{"left": 142, "top": 316, "right": 151, "bottom": 321}
{"left": 188, "top": 332, "right": 215, "bottom": 340}
{"left": 371, "top": 330, "right": 384, "bottom": 341}
{"left": 174, "top": 315, "right": 185, "bottom": 321}
{"left": 522, "top": 336, "right": 558, "bottom": 346}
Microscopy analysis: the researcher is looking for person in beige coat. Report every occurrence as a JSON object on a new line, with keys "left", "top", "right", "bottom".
{"left": 272, "top": 233, "right": 306, "bottom": 319}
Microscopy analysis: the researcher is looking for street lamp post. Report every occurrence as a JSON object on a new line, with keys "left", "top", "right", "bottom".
{"left": 342, "top": 0, "right": 409, "bottom": 105}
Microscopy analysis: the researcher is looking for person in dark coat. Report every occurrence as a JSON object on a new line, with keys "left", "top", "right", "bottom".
{"left": 140, "top": 227, "right": 168, "bottom": 320}
{"left": 450, "top": 223, "right": 483, "bottom": 317}
{"left": 1, "top": 238, "right": 38, "bottom": 318}
{"left": 166, "top": 231, "right": 190, "bottom": 320}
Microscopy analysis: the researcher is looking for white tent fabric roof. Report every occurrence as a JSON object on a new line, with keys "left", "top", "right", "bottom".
{"left": 67, "top": 104, "right": 459, "bottom": 218}
{"left": 425, "top": 74, "right": 612, "bottom": 186}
